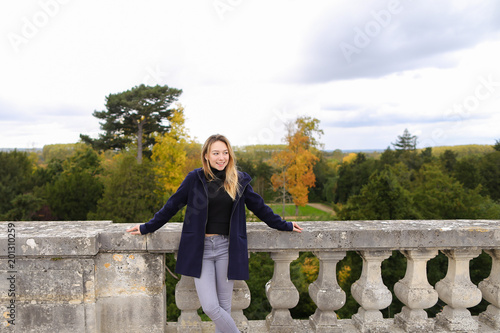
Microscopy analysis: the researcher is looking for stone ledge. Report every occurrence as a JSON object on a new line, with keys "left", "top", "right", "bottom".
{"left": 2, "top": 220, "right": 500, "bottom": 257}
{"left": 0, "top": 221, "right": 112, "bottom": 257}
{"left": 147, "top": 220, "right": 500, "bottom": 252}
{"left": 165, "top": 317, "right": 498, "bottom": 333}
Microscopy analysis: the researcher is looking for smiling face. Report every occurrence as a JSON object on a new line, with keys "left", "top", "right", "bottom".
{"left": 205, "top": 140, "right": 229, "bottom": 171}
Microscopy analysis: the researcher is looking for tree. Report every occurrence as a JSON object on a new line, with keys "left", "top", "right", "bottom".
{"left": 0, "top": 150, "right": 37, "bottom": 219}
{"left": 411, "top": 163, "right": 492, "bottom": 219}
{"left": 392, "top": 128, "right": 417, "bottom": 151}
{"left": 151, "top": 104, "right": 195, "bottom": 201}
{"left": 453, "top": 156, "right": 482, "bottom": 190}
{"left": 493, "top": 139, "right": 500, "bottom": 152}
{"left": 337, "top": 165, "right": 418, "bottom": 220}
{"left": 3, "top": 193, "right": 44, "bottom": 221}
{"left": 334, "top": 153, "right": 375, "bottom": 204}
{"left": 42, "top": 143, "right": 82, "bottom": 163}
{"left": 80, "top": 84, "right": 182, "bottom": 163}
{"left": 478, "top": 151, "right": 500, "bottom": 201}
{"left": 271, "top": 116, "right": 323, "bottom": 216}
{"left": 440, "top": 149, "right": 458, "bottom": 173}
{"left": 45, "top": 172, "right": 103, "bottom": 220}
{"left": 44, "top": 145, "right": 104, "bottom": 220}
{"left": 89, "top": 153, "right": 162, "bottom": 223}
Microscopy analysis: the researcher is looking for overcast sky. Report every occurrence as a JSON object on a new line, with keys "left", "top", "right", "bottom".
{"left": 1, "top": 0, "right": 499, "bottom": 150}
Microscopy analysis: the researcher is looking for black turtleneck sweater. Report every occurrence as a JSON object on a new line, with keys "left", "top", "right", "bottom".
{"left": 205, "top": 167, "right": 233, "bottom": 235}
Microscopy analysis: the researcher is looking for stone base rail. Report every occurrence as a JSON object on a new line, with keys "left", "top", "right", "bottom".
{"left": 1, "top": 220, "right": 500, "bottom": 332}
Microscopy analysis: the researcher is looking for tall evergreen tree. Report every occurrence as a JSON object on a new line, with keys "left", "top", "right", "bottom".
{"left": 80, "top": 84, "right": 182, "bottom": 163}
{"left": 392, "top": 128, "right": 417, "bottom": 151}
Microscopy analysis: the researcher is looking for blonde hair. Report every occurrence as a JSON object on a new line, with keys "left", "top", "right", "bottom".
{"left": 201, "top": 134, "right": 240, "bottom": 200}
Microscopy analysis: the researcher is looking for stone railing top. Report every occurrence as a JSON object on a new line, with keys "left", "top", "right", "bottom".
{"left": 1, "top": 219, "right": 500, "bottom": 257}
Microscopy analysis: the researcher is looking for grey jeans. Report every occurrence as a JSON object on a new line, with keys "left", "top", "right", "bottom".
{"left": 194, "top": 235, "right": 240, "bottom": 333}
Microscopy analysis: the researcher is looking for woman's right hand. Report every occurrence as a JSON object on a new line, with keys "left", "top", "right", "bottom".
{"left": 126, "top": 224, "right": 142, "bottom": 235}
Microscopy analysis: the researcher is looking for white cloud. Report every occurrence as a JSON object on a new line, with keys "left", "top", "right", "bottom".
{"left": 1, "top": 0, "right": 499, "bottom": 150}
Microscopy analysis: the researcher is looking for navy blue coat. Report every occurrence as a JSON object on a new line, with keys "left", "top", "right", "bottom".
{"left": 140, "top": 168, "right": 293, "bottom": 280}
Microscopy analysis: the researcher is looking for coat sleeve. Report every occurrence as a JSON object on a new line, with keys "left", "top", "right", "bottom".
{"left": 244, "top": 183, "right": 293, "bottom": 231}
{"left": 140, "top": 171, "right": 195, "bottom": 235}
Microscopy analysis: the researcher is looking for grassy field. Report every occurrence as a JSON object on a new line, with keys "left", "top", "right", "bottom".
{"left": 250, "top": 203, "right": 336, "bottom": 221}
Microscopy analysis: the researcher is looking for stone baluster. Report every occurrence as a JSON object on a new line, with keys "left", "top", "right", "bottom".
{"left": 231, "top": 280, "right": 251, "bottom": 332}
{"left": 394, "top": 249, "right": 438, "bottom": 332}
{"left": 435, "top": 249, "right": 482, "bottom": 332}
{"left": 265, "top": 251, "right": 300, "bottom": 332}
{"left": 351, "top": 250, "right": 392, "bottom": 333}
{"left": 308, "top": 251, "right": 346, "bottom": 333}
{"left": 175, "top": 274, "right": 202, "bottom": 333}
{"left": 479, "top": 249, "right": 500, "bottom": 330}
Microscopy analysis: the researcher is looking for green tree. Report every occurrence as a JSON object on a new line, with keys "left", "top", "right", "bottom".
{"left": 439, "top": 149, "right": 458, "bottom": 173}
{"left": 493, "top": 139, "right": 500, "bottom": 152}
{"left": 453, "top": 156, "right": 482, "bottom": 190}
{"left": 479, "top": 151, "right": 500, "bottom": 201}
{"left": 0, "top": 151, "right": 37, "bottom": 219}
{"left": 89, "top": 153, "right": 162, "bottom": 223}
{"left": 392, "top": 128, "right": 417, "bottom": 151}
{"left": 338, "top": 165, "right": 418, "bottom": 220}
{"left": 81, "top": 84, "right": 182, "bottom": 163}
{"left": 3, "top": 193, "right": 44, "bottom": 221}
{"left": 44, "top": 145, "right": 103, "bottom": 220}
{"left": 412, "top": 163, "right": 492, "bottom": 219}
{"left": 45, "top": 172, "right": 103, "bottom": 220}
{"left": 310, "top": 152, "right": 337, "bottom": 202}
{"left": 334, "top": 153, "right": 375, "bottom": 204}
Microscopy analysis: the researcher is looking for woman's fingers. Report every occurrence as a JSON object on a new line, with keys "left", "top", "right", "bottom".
{"left": 126, "top": 224, "right": 142, "bottom": 235}
{"left": 292, "top": 222, "right": 303, "bottom": 233}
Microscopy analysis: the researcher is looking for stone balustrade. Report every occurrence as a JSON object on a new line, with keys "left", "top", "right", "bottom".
{"left": 1, "top": 220, "right": 500, "bottom": 332}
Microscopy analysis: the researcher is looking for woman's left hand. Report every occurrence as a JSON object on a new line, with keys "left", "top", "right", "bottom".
{"left": 292, "top": 222, "right": 303, "bottom": 233}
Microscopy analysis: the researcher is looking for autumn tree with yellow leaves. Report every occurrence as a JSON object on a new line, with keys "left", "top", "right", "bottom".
{"left": 271, "top": 116, "right": 323, "bottom": 216}
{"left": 152, "top": 104, "right": 200, "bottom": 201}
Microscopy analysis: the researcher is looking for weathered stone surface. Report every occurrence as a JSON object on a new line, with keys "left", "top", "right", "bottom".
{"left": 265, "top": 251, "right": 300, "bottom": 332}
{"left": 309, "top": 251, "right": 346, "bottom": 333}
{"left": 144, "top": 220, "right": 500, "bottom": 252}
{"left": 0, "top": 221, "right": 112, "bottom": 257}
{"left": 3, "top": 220, "right": 500, "bottom": 257}
{"left": 436, "top": 249, "right": 483, "bottom": 332}
{"left": 0, "top": 257, "right": 96, "bottom": 332}
{"left": 95, "top": 252, "right": 165, "bottom": 332}
{"left": 394, "top": 249, "right": 438, "bottom": 332}
{"left": 2, "top": 220, "right": 500, "bottom": 332}
{"left": 97, "top": 223, "right": 147, "bottom": 252}
{"left": 479, "top": 249, "right": 500, "bottom": 329}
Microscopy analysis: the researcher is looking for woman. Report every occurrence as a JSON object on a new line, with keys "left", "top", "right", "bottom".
{"left": 127, "top": 134, "right": 302, "bottom": 333}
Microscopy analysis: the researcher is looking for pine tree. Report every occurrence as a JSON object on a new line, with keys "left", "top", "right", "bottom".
{"left": 80, "top": 84, "right": 182, "bottom": 163}
{"left": 392, "top": 128, "right": 417, "bottom": 151}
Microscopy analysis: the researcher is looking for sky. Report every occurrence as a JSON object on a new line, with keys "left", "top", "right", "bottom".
{"left": 1, "top": 0, "right": 500, "bottom": 151}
